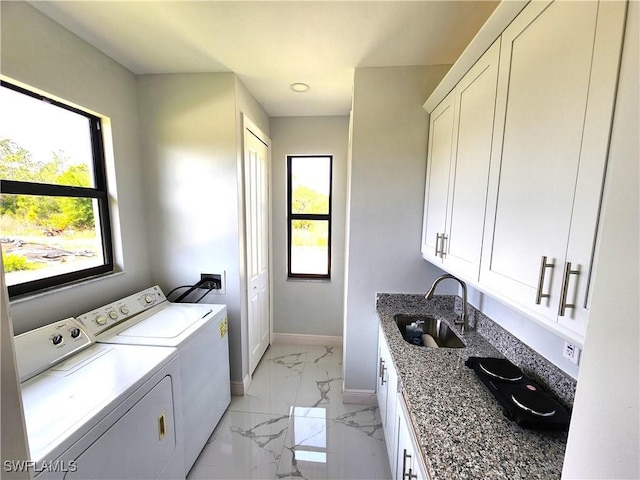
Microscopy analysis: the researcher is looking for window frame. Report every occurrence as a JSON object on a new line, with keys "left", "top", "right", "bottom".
{"left": 1, "top": 81, "right": 114, "bottom": 297}
{"left": 286, "top": 154, "right": 333, "bottom": 280}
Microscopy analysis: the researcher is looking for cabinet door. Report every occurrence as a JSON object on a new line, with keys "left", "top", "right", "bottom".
{"left": 443, "top": 40, "right": 500, "bottom": 279}
{"left": 422, "top": 94, "right": 455, "bottom": 263}
{"left": 376, "top": 330, "right": 389, "bottom": 430}
{"left": 384, "top": 358, "right": 399, "bottom": 476}
{"left": 395, "top": 398, "right": 429, "bottom": 480}
{"left": 377, "top": 327, "right": 400, "bottom": 477}
{"left": 480, "top": 0, "right": 625, "bottom": 337}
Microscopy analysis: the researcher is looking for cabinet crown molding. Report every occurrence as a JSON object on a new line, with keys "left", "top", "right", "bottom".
{"left": 423, "top": 0, "right": 530, "bottom": 113}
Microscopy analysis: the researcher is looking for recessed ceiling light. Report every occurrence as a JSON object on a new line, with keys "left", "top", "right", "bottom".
{"left": 290, "top": 82, "right": 310, "bottom": 93}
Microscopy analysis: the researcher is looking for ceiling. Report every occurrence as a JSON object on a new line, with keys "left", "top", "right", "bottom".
{"left": 29, "top": 1, "right": 499, "bottom": 117}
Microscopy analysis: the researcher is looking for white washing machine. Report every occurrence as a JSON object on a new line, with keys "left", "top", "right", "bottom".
{"left": 75, "top": 285, "right": 230, "bottom": 473}
{"left": 14, "top": 318, "right": 184, "bottom": 479}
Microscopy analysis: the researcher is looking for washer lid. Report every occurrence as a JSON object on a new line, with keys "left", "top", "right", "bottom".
{"left": 116, "top": 304, "right": 212, "bottom": 339}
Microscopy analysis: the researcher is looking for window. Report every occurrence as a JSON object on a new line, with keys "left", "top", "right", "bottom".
{"left": 0, "top": 81, "right": 113, "bottom": 297}
{"left": 287, "top": 155, "right": 332, "bottom": 279}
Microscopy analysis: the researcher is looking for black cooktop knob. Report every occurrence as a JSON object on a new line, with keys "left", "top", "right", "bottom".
{"left": 52, "top": 334, "right": 64, "bottom": 346}
{"left": 70, "top": 328, "right": 81, "bottom": 339}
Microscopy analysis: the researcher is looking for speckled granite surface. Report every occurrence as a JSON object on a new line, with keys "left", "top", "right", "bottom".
{"left": 377, "top": 293, "right": 568, "bottom": 480}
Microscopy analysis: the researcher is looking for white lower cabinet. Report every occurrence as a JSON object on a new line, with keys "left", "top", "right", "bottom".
{"left": 395, "top": 398, "right": 428, "bottom": 480}
{"left": 377, "top": 327, "right": 428, "bottom": 480}
{"left": 377, "top": 326, "right": 399, "bottom": 475}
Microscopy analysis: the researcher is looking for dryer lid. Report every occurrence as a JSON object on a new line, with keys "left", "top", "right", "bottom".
{"left": 116, "top": 304, "right": 212, "bottom": 339}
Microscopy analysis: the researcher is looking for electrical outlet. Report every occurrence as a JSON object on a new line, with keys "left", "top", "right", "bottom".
{"left": 562, "top": 341, "right": 581, "bottom": 365}
{"left": 200, "top": 273, "right": 222, "bottom": 290}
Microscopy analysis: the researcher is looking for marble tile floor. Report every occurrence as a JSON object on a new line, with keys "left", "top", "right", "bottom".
{"left": 188, "top": 344, "right": 392, "bottom": 480}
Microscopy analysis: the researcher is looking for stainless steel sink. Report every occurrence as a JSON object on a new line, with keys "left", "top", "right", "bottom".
{"left": 394, "top": 314, "right": 465, "bottom": 349}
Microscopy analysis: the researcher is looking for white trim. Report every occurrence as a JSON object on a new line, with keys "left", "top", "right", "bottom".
{"left": 230, "top": 374, "right": 251, "bottom": 396}
{"left": 423, "top": 0, "right": 530, "bottom": 113}
{"left": 342, "top": 389, "right": 377, "bottom": 405}
{"left": 271, "top": 333, "right": 342, "bottom": 347}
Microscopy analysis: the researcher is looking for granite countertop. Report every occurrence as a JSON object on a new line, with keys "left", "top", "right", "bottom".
{"left": 377, "top": 293, "right": 567, "bottom": 480}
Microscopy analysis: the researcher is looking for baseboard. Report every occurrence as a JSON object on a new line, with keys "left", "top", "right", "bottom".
{"left": 230, "top": 374, "right": 251, "bottom": 396}
{"left": 342, "top": 388, "right": 377, "bottom": 405}
{"left": 271, "top": 333, "right": 343, "bottom": 347}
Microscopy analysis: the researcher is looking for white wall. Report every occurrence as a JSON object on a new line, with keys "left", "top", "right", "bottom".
{"left": 270, "top": 116, "right": 350, "bottom": 338}
{"left": 137, "top": 73, "right": 269, "bottom": 385}
{"left": 1, "top": 1, "right": 152, "bottom": 334}
{"left": 344, "top": 65, "right": 453, "bottom": 393}
{"left": 563, "top": 2, "right": 639, "bottom": 477}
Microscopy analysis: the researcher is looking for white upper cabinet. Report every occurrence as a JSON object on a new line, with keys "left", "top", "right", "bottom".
{"left": 422, "top": 40, "right": 500, "bottom": 279}
{"left": 480, "top": 0, "right": 626, "bottom": 340}
{"left": 421, "top": 0, "right": 626, "bottom": 343}
{"left": 422, "top": 93, "right": 455, "bottom": 263}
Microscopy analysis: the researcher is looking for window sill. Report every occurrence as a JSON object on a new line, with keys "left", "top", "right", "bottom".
{"left": 8, "top": 269, "right": 124, "bottom": 305}
{"left": 286, "top": 276, "right": 332, "bottom": 284}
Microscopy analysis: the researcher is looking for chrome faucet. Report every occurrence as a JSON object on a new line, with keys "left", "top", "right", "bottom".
{"left": 425, "top": 274, "right": 469, "bottom": 334}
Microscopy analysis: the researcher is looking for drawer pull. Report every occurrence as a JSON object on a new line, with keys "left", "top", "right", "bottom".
{"left": 435, "top": 233, "right": 442, "bottom": 257}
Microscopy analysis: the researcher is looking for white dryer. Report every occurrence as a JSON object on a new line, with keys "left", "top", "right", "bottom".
{"left": 76, "top": 286, "right": 230, "bottom": 473}
{"left": 14, "top": 318, "right": 184, "bottom": 479}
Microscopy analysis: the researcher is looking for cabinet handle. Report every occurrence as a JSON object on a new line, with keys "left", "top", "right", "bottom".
{"left": 402, "top": 449, "right": 418, "bottom": 479}
{"left": 435, "top": 233, "right": 442, "bottom": 257}
{"left": 379, "top": 357, "right": 384, "bottom": 379}
{"left": 535, "top": 256, "right": 555, "bottom": 304}
{"left": 558, "top": 262, "right": 580, "bottom": 316}
{"left": 381, "top": 365, "right": 387, "bottom": 386}
{"left": 158, "top": 412, "right": 167, "bottom": 441}
{"left": 402, "top": 449, "right": 410, "bottom": 479}
{"left": 440, "top": 234, "right": 447, "bottom": 259}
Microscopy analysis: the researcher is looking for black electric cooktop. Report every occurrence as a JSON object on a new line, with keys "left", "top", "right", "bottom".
{"left": 465, "top": 356, "right": 571, "bottom": 431}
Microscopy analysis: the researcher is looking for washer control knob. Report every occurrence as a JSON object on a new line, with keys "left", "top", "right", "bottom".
{"left": 70, "top": 328, "right": 81, "bottom": 339}
{"left": 120, "top": 306, "right": 130, "bottom": 315}
{"left": 52, "top": 334, "right": 64, "bottom": 346}
{"left": 144, "top": 294, "right": 155, "bottom": 304}
{"left": 108, "top": 311, "right": 119, "bottom": 320}
{"left": 95, "top": 316, "right": 107, "bottom": 326}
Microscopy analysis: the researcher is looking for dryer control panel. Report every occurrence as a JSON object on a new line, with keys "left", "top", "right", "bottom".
{"left": 14, "top": 318, "right": 92, "bottom": 383}
{"left": 76, "top": 285, "right": 166, "bottom": 339}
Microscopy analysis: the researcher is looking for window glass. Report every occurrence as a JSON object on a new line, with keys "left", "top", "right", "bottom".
{"left": 290, "top": 219, "right": 330, "bottom": 275}
{"left": 291, "top": 156, "right": 331, "bottom": 215}
{"left": 287, "top": 155, "right": 332, "bottom": 279}
{"left": 0, "top": 86, "right": 96, "bottom": 187}
{"left": 0, "top": 82, "right": 112, "bottom": 297}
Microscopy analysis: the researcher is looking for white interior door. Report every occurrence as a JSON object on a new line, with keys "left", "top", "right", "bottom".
{"left": 244, "top": 119, "right": 270, "bottom": 375}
